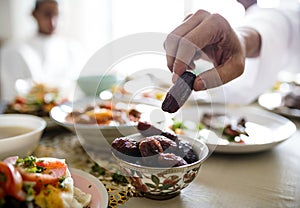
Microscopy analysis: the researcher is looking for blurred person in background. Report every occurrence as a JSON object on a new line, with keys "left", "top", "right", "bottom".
{"left": 164, "top": 0, "right": 300, "bottom": 104}
{"left": 0, "top": 0, "right": 86, "bottom": 101}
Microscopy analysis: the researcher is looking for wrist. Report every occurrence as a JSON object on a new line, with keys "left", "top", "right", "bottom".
{"left": 236, "top": 27, "right": 261, "bottom": 58}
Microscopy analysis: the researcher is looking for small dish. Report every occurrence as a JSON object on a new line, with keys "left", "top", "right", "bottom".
{"left": 70, "top": 168, "right": 108, "bottom": 208}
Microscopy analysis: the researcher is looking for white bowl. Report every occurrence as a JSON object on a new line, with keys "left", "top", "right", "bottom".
{"left": 0, "top": 114, "right": 46, "bottom": 159}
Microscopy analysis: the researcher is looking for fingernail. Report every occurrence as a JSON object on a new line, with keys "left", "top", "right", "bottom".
{"left": 172, "top": 73, "right": 179, "bottom": 83}
{"left": 194, "top": 76, "right": 206, "bottom": 91}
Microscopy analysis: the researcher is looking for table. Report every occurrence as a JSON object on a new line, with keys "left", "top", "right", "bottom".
{"left": 34, "top": 117, "right": 300, "bottom": 208}
{"left": 120, "top": 122, "right": 300, "bottom": 208}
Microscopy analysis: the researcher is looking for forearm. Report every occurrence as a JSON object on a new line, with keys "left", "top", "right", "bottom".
{"left": 236, "top": 27, "right": 261, "bottom": 58}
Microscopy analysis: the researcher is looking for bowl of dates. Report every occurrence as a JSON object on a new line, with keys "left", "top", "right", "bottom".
{"left": 111, "top": 133, "right": 209, "bottom": 200}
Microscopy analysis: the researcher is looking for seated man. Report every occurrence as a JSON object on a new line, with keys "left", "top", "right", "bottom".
{"left": 0, "top": 0, "right": 86, "bottom": 101}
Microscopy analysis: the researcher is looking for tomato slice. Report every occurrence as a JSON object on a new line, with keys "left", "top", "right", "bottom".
{"left": 0, "top": 162, "right": 25, "bottom": 201}
{"left": 16, "top": 158, "right": 67, "bottom": 190}
{"left": 15, "top": 96, "right": 26, "bottom": 104}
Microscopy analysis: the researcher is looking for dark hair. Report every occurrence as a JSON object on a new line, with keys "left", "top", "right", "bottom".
{"left": 33, "top": 0, "right": 59, "bottom": 11}
{"left": 237, "top": 0, "right": 257, "bottom": 10}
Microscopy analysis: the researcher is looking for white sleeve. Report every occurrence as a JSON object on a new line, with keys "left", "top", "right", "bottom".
{"left": 206, "top": 6, "right": 299, "bottom": 105}
{"left": 0, "top": 44, "right": 32, "bottom": 101}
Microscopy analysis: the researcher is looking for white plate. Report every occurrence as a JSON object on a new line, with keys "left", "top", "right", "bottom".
{"left": 71, "top": 168, "right": 108, "bottom": 208}
{"left": 173, "top": 104, "right": 296, "bottom": 154}
{"left": 258, "top": 92, "right": 300, "bottom": 118}
{"left": 50, "top": 98, "right": 164, "bottom": 147}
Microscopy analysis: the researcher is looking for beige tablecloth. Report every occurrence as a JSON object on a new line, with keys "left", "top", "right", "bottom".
{"left": 35, "top": 117, "right": 300, "bottom": 208}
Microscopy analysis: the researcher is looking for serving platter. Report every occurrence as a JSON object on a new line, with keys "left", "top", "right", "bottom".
{"left": 173, "top": 104, "right": 296, "bottom": 154}
{"left": 50, "top": 98, "right": 167, "bottom": 147}
{"left": 71, "top": 168, "right": 108, "bottom": 208}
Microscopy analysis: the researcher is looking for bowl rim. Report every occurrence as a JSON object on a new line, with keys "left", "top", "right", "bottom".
{"left": 112, "top": 133, "right": 210, "bottom": 170}
{"left": 73, "top": 122, "right": 138, "bottom": 129}
{"left": 77, "top": 74, "right": 119, "bottom": 80}
{"left": 0, "top": 114, "right": 47, "bottom": 141}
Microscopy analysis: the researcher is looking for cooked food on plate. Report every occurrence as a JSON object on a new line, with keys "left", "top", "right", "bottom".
{"left": 4, "top": 83, "right": 66, "bottom": 117}
{"left": 168, "top": 113, "right": 249, "bottom": 144}
{"left": 200, "top": 113, "right": 248, "bottom": 143}
{"left": 65, "top": 101, "right": 141, "bottom": 125}
{"left": 0, "top": 156, "right": 91, "bottom": 208}
{"left": 283, "top": 87, "right": 300, "bottom": 109}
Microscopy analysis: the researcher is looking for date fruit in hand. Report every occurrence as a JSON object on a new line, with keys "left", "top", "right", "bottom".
{"left": 162, "top": 71, "right": 196, "bottom": 113}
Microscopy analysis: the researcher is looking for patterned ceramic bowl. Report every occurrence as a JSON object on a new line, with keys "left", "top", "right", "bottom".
{"left": 112, "top": 133, "right": 209, "bottom": 200}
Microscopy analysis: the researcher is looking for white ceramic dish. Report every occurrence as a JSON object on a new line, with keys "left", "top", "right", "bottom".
{"left": 0, "top": 114, "right": 46, "bottom": 159}
{"left": 173, "top": 104, "right": 296, "bottom": 154}
{"left": 50, "top": 98, "right": 164, "bottom": 148}
{"left": 71, "top": 168, "right": 108, "bottom": 208}
{"left": 258, "top": 92, "right": 300, "bottom": 118}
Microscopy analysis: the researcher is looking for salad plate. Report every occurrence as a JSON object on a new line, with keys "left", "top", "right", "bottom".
{"left": 71, "top": 168, "right": 109, "bottom": 208}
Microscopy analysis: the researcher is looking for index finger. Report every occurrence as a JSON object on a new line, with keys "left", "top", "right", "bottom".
{"left": 172, "top": 37, "right": 197, "bottom": 76}
{"left": 164, "top": 10, "right": 211, "bottom": 72}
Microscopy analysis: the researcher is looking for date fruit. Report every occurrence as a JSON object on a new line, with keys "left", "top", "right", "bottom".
{"left": 139, "top": 137, "right": 163, "bottom": 157}
{"left": 137, "top": 121, "right": 162, "bottom": 137}
{"left": 137, "top": 121, "right": 179, "bottom": 143}
{"left": 155, "top": 136, "right": 177, "bottom": 153}
{"left": 111, "top": 137, "right": 141, "bottom": 157}
{"left": 162, "top": 71, "right": 196, "bottom": 113}
{"left": 157, "top": 153, "right": 188, "bottom": 167}
{"left": 139, "top": 137, "right": 164, "bottom": 166}
{"left": 178, "top": 140, "right": 199, "bottom": 164}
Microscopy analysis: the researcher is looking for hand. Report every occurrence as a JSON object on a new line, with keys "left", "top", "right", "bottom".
{"left": 164, "top": 9, "right": 246, "bottom": 91}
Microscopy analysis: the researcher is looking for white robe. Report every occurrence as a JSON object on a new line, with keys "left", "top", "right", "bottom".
{"left": 0, "top": 34, "right": 85, "bottom": 101}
